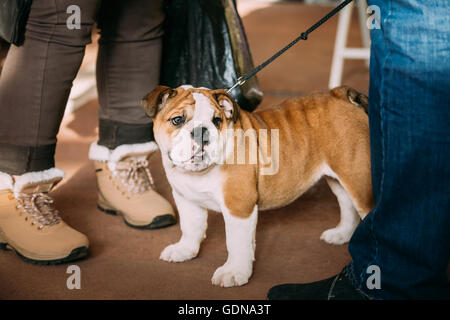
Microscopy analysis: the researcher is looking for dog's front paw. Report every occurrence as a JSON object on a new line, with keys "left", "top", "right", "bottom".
{"left": 211, "top": 263, "right": 252, "bottom": 287}
{"left": 320, "top": 227, "right": 352, "bottom": 245}
{"left": 160, "top": 242, "right": 198, "bottom": 262}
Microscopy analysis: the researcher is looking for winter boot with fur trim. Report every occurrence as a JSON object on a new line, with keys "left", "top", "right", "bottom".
{"left": 89, "top": 142, "right": 176, "bottom": 229}
{"left": 0, "top": 168, "right": 89, "bottom": 264}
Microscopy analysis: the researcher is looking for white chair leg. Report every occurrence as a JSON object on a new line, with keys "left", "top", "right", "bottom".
{"left": 328, "top": 1, "right": 354, "bottom": 89}
{"left": 328, "top": 0, "right": 370, "bottom": 89}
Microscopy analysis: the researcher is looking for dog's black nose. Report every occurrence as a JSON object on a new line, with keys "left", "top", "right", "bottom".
{"left": 191, "top": 126, "right": 210, "bottom": 145}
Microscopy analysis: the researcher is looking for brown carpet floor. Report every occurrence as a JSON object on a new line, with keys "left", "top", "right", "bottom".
{"left": 3, "top": 2, "right": 436, "bottom": 300}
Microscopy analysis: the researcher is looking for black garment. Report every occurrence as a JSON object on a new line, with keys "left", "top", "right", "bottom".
{"left": 267, "top": 268, "right": 368, "bottom": 300}
{"left": 0, "top": 0, "right": 32, "bottom": 45}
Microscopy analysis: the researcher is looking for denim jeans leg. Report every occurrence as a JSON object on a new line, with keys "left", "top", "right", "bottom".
{"left": 347, "top": 0, "right": 450, "bottom": 299}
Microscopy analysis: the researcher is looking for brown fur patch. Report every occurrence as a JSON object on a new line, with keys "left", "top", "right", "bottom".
{"left": 220, "top": 87, "right": 373, "bottom": 218}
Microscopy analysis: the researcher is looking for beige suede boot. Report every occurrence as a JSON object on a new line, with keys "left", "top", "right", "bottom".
{"left": 0, "top": 169, "right": 89, "bottom": 264}
{"left": 89, "top": 142, "right": 176, "bottom": 229}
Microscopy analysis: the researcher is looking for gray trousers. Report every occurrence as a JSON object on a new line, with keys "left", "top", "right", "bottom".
{"left": 0, "top": 0, "right": 164, "bottom": 174}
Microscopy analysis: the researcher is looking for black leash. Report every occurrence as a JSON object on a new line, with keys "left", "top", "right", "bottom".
{"left": 227, "top": 0, "right": 354, "bottom": 93}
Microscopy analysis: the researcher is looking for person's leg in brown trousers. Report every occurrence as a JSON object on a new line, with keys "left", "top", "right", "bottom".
{"left": 0, "top": 0, "right": 98, "bottom": 264}
{"left": 0, "top": 0, "right": 99, "bottom": 173}
{"left": 96, "top": 0, "right": 163, "bottom": 148}
{"left": 89, "top": 0, "right": 176, "bottom": 230}
{"left": 0, "top": 0, "right": 173, "bottom": 265}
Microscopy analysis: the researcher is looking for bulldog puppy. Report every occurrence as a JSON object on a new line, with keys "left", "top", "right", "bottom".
{"left": 141, "top": 85, "right": 373, "bottom": 287}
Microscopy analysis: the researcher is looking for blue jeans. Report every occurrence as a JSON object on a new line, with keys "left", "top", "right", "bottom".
{"left": 347, "top": 0, "right": 450, "bottom": 299}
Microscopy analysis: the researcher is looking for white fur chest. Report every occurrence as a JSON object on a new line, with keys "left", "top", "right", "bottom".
{"left": 163, "top": 161, "right": 223, "bottom": 212}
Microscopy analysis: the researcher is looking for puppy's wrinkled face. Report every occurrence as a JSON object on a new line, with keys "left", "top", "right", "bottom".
{"left": 142, "top": 85, "right": 239, "bottom": 172}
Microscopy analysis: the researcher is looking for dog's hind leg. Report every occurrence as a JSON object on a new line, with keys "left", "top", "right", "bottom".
{"left": 320, "top": 177, "right": 360, "bottom": 245}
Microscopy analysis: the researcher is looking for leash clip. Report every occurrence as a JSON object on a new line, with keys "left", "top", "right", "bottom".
{"left": 227, "top": 76, "right": 246, "bottom": 94}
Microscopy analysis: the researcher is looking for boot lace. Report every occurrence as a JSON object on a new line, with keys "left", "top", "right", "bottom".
{"left": 114, "top": 159, "right": 155, "bottom": 196}
{"left": 16, "top": 192, "right": 62, "bottom": 229}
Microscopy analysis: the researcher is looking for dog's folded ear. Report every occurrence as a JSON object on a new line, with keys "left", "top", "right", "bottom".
{"left": 141, "top": 86, "right": 177, "bottom": 117}
{"left": 212, "top": 89, "right": 240, "bottom": 123}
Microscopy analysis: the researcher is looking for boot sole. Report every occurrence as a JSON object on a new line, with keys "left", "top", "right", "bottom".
{"left": 97, "top": 204, "right": 176, "bottom": 230}
{"left": 0, "top": 242, "right": 89, "bottom": 265}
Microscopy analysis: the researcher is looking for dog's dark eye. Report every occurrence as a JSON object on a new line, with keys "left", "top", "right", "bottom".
{"left": 212, "top": 117, "right": 222, "bottom": 127}
{"left": 170, "top": 116, "right": 185, "bottom": 127}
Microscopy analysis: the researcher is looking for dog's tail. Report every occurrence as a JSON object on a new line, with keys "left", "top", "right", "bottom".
{"left": 331, "top": 86, "right": 368, "bottom": 114}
